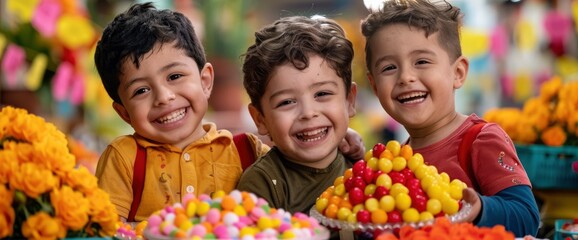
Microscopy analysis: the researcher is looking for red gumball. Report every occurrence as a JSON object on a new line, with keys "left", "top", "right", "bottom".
{"left": 353, "top": 161, "right": 367, "bottom": 177}
{"left": 344, "top": 177, "right": 354, "bottom": 191}
{"left": 349, "top": 187, "right": 366, "bottom": 206}
{"left": 412, "top": 196, "right": 428, "bottom": 212}
{"left": 389, "top": 171, "right": 406, "bottom": 185}
{"left": 363, "top": 167, "right": 375, "bottom": 184}
{"left": 387, "top": 210, "right": 402, "bottom": 223}
{"left": 406, "top": 178, "right": 421, "bottom": 192}
{"left": 357, "top": 209, "right": 371, "bottom": 223}
{"left": 374, "top": 186, "right": 389, "bottom": 200}
{"left": 352, "top": 176, "right": 367, "bottom": 190}
{"left": 401, "top": 168, "right": 415, "bottom": 180}
{"left": 372, "top": 143, "right": 386, "bottom": 158}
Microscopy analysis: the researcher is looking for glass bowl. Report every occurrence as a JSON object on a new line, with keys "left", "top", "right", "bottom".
{"left": 309, "top": 201, "right": 472, "bottom": 232}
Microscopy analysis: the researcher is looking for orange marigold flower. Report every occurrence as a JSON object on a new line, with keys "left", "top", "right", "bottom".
{"left": 0, "top": 151, "right": 18, "bottom": 184}
{"left": 539, "top": 76, "right": 562, "bottom": 102}
{"left": 9, "top": 162, "right": 58, "bottom": 198}
{"left": 62, "top": 166, "right": 98, "bottom": 194}
{"left": 50, "top": 186, "right": 90, "bottom": 231}
{"left": 21, "top": 212, "right": 66, "bottom": 240}
{"left": 541, "top": 125, "right": 567, "bottom": 146}
{"left": 0, "top": 185, "right": 15, "bottom": 238}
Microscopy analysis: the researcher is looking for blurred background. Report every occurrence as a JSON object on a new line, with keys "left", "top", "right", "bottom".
{"left": 1, "top": 0, "right": 577, "bottom": 237}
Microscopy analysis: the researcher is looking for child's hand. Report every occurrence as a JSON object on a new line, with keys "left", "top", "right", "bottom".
{"left": 340, "top": 128, "right": 366, "bottom": 161}
{"left": 456, "top": 187, "right": 482, "bottom": 223}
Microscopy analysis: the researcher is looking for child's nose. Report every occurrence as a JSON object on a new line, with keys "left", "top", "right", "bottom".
{"left": 299, "top": 102, "right": 319, "bottom": 120}
{"left": 398, "top": 68, "right": 417, "bottom": 85}
{"left": 154, "top": 87, "right": 176, "bottom": 105}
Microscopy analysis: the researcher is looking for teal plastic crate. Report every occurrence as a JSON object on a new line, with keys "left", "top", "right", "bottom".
{"left": 515, "top": 144, "right": 578, "bottom": 189}
{"left": 556, "top": 219, "right": 578, "bottom": 240}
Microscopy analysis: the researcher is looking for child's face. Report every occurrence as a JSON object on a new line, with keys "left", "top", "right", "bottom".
{"left": 113, "top": 43, "right": 214, "bottom": 149}
{"left": 366, "top": 23, "right": 468, "bottom": 131}
{"left": 249, "top": 54, "right": 357, "bottom": 168}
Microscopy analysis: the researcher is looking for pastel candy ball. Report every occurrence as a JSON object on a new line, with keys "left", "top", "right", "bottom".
{"left": 227, "top": 226, "right": 240, "bottom": 238}
{"left": 223, "top": 212, "right": 239, "bottom": 226}
{"left": 229, "top": 189, "right": 243, "bottom": 203}
{"left": 250, "top": 207, "right": 266, "bottom": 220}
{"left": 182, "top": 193, "right": 195, "bottom": 205}
{"left": 189, "top": 225, "right": 206, "bottom": 237}
{"left": 164, "top": 213, "right": 175, "bottom": 224}
{"left": 205, "top": 208, "right": 221, "bottom": 224}
{"left": 147, "top": 214, "right": 162, "bottom": 227}
{"left": 199, "top": 194, "right": 211, "bottom": 201}
{"left": 213, "top": 225, "right": 229, "bottom": 239}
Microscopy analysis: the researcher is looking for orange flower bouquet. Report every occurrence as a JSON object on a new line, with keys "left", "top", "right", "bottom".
{"left": 0, "top": 106, "right": 120, "bottom": 239}
{"left": 484, "top": 76, "right": 578, "bottom": 146}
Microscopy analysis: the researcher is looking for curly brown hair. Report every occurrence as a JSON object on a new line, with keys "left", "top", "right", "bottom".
{"left": 361, "top": 0, "right": 463, "bottom": 72}
{"left": 242, "top": 16, "right": 354, "bottom": 112}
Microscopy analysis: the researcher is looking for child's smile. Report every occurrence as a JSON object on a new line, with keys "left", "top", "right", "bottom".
{"left": 294, "top": 126, "right": 329, "bottom": 143}
{"left": 396, "top": 91, "right": 428, "bottom": 104}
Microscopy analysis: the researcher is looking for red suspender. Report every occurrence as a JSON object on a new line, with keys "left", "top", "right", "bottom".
{"left": 458, "top": 122, "right": 486, "bottom": 191}
{"left": 127, "top": 134, "right": 256, "bottom": 221}
{"left": 128, "top": 143, "right": 146, "bottom": 222}
{"left": 233, "top": 133, "right": 257, "bottom": 171}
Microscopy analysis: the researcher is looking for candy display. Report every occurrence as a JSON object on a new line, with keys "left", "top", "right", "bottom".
{"left": 137, "top": 190, "right": 329, "bottom": 239}
{"left": 311, "top": 140, "right": 471, "bottom": 236}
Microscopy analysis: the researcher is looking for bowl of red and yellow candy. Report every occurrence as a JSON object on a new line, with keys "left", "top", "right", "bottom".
{"left": 310, "top": 140, "right": 471, "bottom": 237}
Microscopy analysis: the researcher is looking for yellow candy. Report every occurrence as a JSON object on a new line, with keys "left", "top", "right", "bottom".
{"left": 213, "top": 190, "right": 226, "bottom": 198}
{"left": 257, "top": 216, "right": 273, "bottom": 229}
{"left": 240, "top": 227, "right": 256, "bottom": 237}
{"left": 233, "top": 205, "right": 247, "bottom": 216}
{"left": 186, "top": 202, "right": 197, "bottom": 217}
{"left": 179, "top": 220, "right": 193, "bottom": 231}
{"left": 197, "top": 202, "right": 211, "bottom": 216}
{"left": 282, "top": 230, "right": 296, "bottom": 239}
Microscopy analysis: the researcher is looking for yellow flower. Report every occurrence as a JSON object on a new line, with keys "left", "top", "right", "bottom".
{"left": 9, "top": 163, "right": 58, "bottom": 199}
{"left": 539, "top": 76, "right": 562, "bottom": 102}
{"left": 62, "top": 166, "right": 98, "bottom": 194}
{"left": 21, "top": 212, "right": 66, "bottom": 240}
{"left": 56, "top": 14, "right": 96, "bottom": 49}
{"left": 1, "top": 106, "right": 119, "bottom": 237}
{"left": 50, "top": 185, "right": 90, "bottom": 231}
{"left": 541, "top": 125, "right": 567, "bottom": 146}
{"left": 516, "top": 119, "right": 538, "bottom": 144}
{"left": 0, "top": 151, "right": 18, "bottom": 184}
{"left": 0, "top": 185, "right": 15, "bottom": 238}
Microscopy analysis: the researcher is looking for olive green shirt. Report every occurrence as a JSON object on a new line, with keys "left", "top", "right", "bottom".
{"left": 236, "top": 147, "right": 353, "bottom": 215}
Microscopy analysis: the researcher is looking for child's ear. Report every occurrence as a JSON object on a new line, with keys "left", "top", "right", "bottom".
{"left": 112, "top": 102, "right": 132, "bottom": 125}
{"left": 453, "top": 56, "right": 469, "bottom": 89}
{"left": 347, "top": 82, "right": 358, "bottom": 118}
{"left": 248, "top": 104, "right": 269, "bottom": 136}
{"left": 367, "top": 71, "right": 378, "bottom": 95}
{"left": 200, "top": 63, "right": 214, "bottom": 98}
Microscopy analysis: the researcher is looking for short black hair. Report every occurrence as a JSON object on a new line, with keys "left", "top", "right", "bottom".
{"left": 94, "top": 2, "right": 206, "bottom": 104}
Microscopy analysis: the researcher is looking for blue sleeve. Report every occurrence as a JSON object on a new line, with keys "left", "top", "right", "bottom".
{"left": 475, "top": 185, "right": 540, "bottom": 237}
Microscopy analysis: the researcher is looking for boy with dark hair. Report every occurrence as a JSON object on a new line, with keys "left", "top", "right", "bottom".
{"left": 238, "top": 15, "right": 357, "bottom": 216}
{"left": 361, "top": 0, "right": 540, "bottom": 237}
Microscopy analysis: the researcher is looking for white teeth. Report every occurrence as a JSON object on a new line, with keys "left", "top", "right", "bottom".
{"left": 296, "top": 128, "right": 327, "bottom": 137}
{"left": 157, "top": 108, "right": 185, "bottom": 124}
{"left": 296, "top": 127, "right": 328, "bottom": 142}
{"left": 397, "top": 92, "right": 427, "bottom": 103}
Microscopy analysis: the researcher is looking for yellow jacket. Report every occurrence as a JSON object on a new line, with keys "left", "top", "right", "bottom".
{"left": 95, "top": 123, "right": 269, "bottom": 221}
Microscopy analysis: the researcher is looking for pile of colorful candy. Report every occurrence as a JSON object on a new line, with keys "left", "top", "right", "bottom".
{"left": 142, "top": 190, "right": 328, "bottom": 239}
{"left": 312, "top": 141, "right": 468, "bottom": 225}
